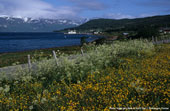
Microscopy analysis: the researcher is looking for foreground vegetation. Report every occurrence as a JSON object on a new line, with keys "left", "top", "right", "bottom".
{"left": 0, "top": 40, "right": 169, "bottom": 110}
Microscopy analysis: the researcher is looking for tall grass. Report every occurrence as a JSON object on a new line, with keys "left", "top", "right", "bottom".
{"left": 2, "top": 40, "right": 170, "bottom": 111}
{"left": 4, "top": 40, "right": 155, "bottom": 84}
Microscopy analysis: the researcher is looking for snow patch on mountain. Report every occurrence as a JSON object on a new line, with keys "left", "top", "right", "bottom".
{"left": 23, "top": 17, "right": 29, "bottom": 22}
{"left": 0, "top": 25, "right": 8, "bottom": 28}
{"left": 0, "top": 15, "right": 89, "bottom": 32}
{"left": 0, "top": 15, "right": 89, "bottom": 25}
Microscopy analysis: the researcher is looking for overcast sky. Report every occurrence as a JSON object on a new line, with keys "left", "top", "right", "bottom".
{"left": 0, "top": 0, "right": 170, "bottom": 19}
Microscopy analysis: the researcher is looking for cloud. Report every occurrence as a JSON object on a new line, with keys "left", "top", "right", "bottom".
{"left": 0, "top": 0, "right": 77, "bottom": 19}
{"left": 104, "top": 13, "right": 134, "bottom": 19}
{"left": 66, "top": 0, "right": 108, "bottom": 10}
{"left": 139, "top": 13, "right": 159, "bottom": 18}
{"left": 104, "top": 13, "right": 161, "bottom": 20}
{"left": 0, "top": 0, "right": 108, "bottom": 19}
{"left": 1, "top": 0, "right": 167, "bottom": 20}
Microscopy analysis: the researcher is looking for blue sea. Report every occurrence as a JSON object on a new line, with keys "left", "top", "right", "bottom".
{"left": 0, "top": 32, "right": 100, "bottom": 53}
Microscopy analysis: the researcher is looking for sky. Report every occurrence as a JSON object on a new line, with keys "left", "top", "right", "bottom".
{"left": 0, "top": 0, "right": 170, "bottom": 19}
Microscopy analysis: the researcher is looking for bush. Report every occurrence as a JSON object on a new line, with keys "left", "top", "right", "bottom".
{"left": 1, "top": 40, "right": 155, "bottom": 83}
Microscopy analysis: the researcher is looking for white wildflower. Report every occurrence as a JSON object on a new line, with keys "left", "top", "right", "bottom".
{"left": 41, "top": 98, "right": 47, "bottom": 104}
{"left": 29, "top": 105, "right": 34, "bottom": 110}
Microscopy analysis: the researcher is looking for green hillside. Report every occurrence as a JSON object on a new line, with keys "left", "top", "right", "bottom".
{"left": 64, "top": 15, "right": 170, "bottom": 32}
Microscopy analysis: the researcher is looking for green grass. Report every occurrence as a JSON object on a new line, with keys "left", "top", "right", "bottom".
{"left": 0, "top": 46, "right": 81, "bottom": 68}
{"left": 3, "top": 40, "right": 154, "bottom": 82}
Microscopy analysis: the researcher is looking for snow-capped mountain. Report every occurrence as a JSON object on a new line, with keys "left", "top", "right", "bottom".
{"left": 0, "top": 15, "right": 88, "bottom": 32}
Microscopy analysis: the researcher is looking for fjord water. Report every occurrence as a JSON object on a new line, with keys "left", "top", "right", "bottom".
{"left": 0, "top": 32, "right": 99, "bottom": 53}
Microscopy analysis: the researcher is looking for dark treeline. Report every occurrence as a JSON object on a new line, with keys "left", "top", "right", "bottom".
{"left": 64, "top": 15, "right": 170, "bottom": 32}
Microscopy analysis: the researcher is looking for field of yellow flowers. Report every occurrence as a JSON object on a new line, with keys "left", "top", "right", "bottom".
{"left": 0, "top": 41, "right": 169, "bottom": 110}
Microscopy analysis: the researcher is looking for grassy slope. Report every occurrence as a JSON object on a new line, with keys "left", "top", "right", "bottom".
{"left": 0, "top": 46, "right": 81, "bottom": 68}
{"left": 0, "top": 42, "right": 169, "bottom": 110}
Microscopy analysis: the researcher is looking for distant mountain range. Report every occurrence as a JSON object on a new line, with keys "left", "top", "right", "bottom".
{"left": 65, "top": 15, "right": 170, "bottom": 32}
{"left": 1, "top": 14, "right": 170, "bottom": 32}
{"left": 0, "top": 15, "right": 89, "bottom": 32}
